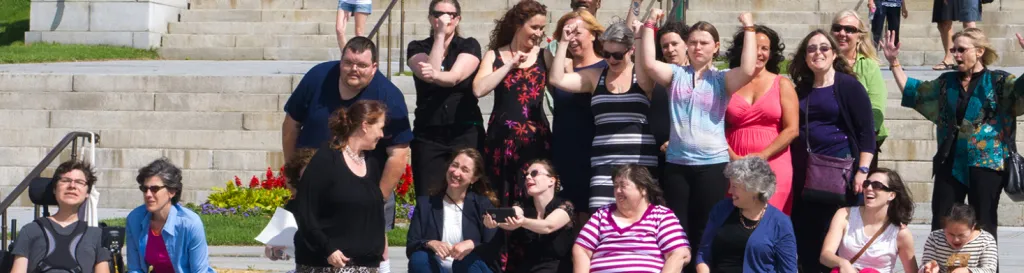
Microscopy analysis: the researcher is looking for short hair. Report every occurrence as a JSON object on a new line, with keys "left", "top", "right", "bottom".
{"left": 343, "top": 36, "right": 379, "bottom": 64}
{"left": 611, "top": 164, "right": 664, "bottom": 206}
{"left": 953, "top": 28, "right": 999, "bottom": 66}
{"left": 655, "top": 21, "right": 689, "bottom": 62}
{"left": 599, "top": 21, "right": 634, "bottom": 49}
{"left": 136, "top": 158, "right": 184, "bottom": 204}
{"left": 944, "top": 203, "right": 980, "bottom": 230}
{"left": 53, "top": 160, "right": 98, "bottom": 194}
{"left": 723, "top": 157, "right": 776, "bottom": 203}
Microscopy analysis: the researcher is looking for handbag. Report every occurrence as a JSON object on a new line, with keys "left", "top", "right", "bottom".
{"left": 802, "top": 91, "right": 855, "bottom": 205}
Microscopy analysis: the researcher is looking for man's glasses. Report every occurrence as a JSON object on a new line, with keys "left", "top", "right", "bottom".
{"left": 58, "top": 178, "right": 88, "bottom": 187}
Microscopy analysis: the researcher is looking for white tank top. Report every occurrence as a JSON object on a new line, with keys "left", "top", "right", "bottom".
{"left": 836, "top": 207, "right": 900, "bottom": 273}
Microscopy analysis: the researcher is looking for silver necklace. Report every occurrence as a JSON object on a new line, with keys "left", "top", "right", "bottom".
{"left": 343, "top": 145, "right": 365, "bottom": 166}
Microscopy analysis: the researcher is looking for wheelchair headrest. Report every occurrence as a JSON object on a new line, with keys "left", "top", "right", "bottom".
{"left": 27, "top": 177, "right": 57, "bottom": 206}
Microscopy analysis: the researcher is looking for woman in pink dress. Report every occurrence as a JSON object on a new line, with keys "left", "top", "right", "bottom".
{"left": 724, "top": 25, "right": 799, "bottom": 215}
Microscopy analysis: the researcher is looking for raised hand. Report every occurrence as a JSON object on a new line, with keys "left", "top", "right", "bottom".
{"left": 1016, "top": 33, "right": 1024, "bottom": 50}
{"left": 418, "top": 62, "right": 436, "bottom": 82}
{"left": 649, "top": 9, "right": 665, "bottom": 24}
{"left": 562, "top": 22, "right": 580, "bottom": 44}
{"left": 881, "top": 30, "right": 901, "bottom": 64}
{"left": 432, "top": 14, "right": 450, "bottom": 36}
{"left": 738, "top": 12, "right": 754, "bottom": 27}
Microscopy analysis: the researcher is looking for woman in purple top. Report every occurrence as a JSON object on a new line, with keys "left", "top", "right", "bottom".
{"left": 787, "top": 30, "right": 876, "bottom": 273}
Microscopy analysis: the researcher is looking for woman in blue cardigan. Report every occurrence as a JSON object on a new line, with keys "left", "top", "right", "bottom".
{"left": 696, "top": 156, "right": 797, "bottom": 273}
{"left": 406, "top": 148, "right": 499, "bottom": 273}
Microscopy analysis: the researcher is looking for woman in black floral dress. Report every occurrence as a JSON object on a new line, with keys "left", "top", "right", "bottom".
{"left": 472, "top": 0, "right": 551, "bottom": 207}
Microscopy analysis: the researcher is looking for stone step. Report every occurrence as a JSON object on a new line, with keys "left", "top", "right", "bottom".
{"left": 685, "top": 0, "right": 938, "bottom": 12}
{"left": 179, "top": 9, "right": 509, "bottom": 23}
{"left": 186, "top": 0, "right": 591, "bottom": 11}
{"left": 692, "top": 11, "right": 1024, "bottom": 33}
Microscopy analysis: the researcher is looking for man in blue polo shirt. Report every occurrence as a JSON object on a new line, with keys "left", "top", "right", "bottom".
{"left": 281, "top": 36, "right": 411, "bottom": 273}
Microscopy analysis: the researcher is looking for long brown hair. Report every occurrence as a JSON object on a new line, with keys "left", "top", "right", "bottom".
{"left": 788, "top": 30, "right": 855, "bottom": 88}
{"left": 431, "top": 148, "right": 499, "bottom": 206}
{"left": 284, "top": 148, "right": 317, "bottom": 190}
{"left": 488, "top": 0, "right": 547, "bottom": 50}
{"left": 328, "top": 100, "right": 387, "bottom": 151}
{"left": 870, "top": 168, "right": 914, "bottom": 227}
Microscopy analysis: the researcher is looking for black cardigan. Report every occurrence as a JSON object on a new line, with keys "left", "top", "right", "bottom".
{"left": 405, "top": 192, "right": 498, "bottom": 258}
{"left": 796, "top": 71, "right": 877, "bottom": 171}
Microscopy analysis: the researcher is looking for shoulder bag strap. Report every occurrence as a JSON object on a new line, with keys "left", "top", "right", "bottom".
{"left": 849, "top": 222, "right": 888, "bottom": 264}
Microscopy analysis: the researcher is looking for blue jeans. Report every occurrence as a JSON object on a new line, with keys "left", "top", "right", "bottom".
{"left": 408, "top": 250, "right": 492, "bottom": 273}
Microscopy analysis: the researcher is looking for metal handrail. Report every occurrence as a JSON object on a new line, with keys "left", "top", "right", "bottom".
{"left": 1, "top": 131, "right": 100, "bottom": 250}
{"left": 368, "top": 0, "right": 404, "bottom": 80}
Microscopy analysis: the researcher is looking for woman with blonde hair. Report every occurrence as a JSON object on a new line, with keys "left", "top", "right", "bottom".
{"left": 883, "top": 28, "right": 1024, "bottom": 241}
{"left": 831, "top": 10, "right": 889, "bottom": 171}
{"left": 546, "top": 10, "right": 606, "bottom": 225}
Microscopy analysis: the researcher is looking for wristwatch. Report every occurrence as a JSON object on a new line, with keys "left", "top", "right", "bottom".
{"left": 858, "top": 166, "right": 870, "bottom": 174}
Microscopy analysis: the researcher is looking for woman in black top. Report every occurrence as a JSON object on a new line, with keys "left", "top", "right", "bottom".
{"left": 265, "top": 148, "right": 316, "bottom": 262}
{"left": 484, "top": 159, "right": 575, "bottom": 273}
{"left": 406, "top": 148, "right": 499, "bottom": 273}
{"left": 295, "top": 100, "right": 389, "bottom": 273}
{"left": 408, "top": 0, "right": 485, "bottom": 196}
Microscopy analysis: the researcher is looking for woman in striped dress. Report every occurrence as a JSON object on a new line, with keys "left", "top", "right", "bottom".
{"left": 919, "top": 203, "right": 998, "bottom": 273}
{"left": 548, "top": 20, "right": 657, "bottom": 212}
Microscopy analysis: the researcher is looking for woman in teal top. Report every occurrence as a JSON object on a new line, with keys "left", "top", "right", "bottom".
{"left": 832, "top": 10, "right": 889, "bottom": 170}
{"left": 882, "top": 28, "right": 1024, "bottom": 240}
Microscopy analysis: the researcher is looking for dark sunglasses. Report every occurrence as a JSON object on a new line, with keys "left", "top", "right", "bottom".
{"left": 603, "top": 50, "right": 627, "bottom": 60}
{"left": 831, "top": 24, "right": 862, "bottom": 34}
{"left": 950, "top": 47, "right": 974, "bottom": 54}
{"left": 430, "top": 11, "right": 459, "bottom": 18}
{"left": 139, "top": 185, "right": 167, "bottom": 193}
{"left": 861, "top": 180, "right": 892, "bottom": 192}
{"left": 806, "top": 44, "right": 832, "bottom": 54}
{"left": 526, "top": 170, "right": 552, "bottom": 179}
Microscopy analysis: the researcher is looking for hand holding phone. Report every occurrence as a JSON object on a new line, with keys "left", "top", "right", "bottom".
{"left": 486, "top": 208, "right": 517, "bottom": 223}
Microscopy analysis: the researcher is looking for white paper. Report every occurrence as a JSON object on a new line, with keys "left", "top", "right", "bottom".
{"left": 255, "top": 207, "right": 298, "bottom": 257}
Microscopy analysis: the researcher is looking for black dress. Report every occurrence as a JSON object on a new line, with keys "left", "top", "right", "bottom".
{"left": 295, "top": 143, "right": 385, "bottom": 269}
{"left": 483, "top": 49, "right": 552, "bottom": 207}
{"left": 710, "top": 209, "right": 755, "bottom": 273}
{"left": 506, "top": 197, "right": 576, "bottom": 273}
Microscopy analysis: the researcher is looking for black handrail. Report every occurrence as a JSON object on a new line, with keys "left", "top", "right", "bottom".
{"left": 368, "top": 0, "right": 400, "bottom": 38}
{"left": 1, "top": 131, "right": 99, "bottom": 250}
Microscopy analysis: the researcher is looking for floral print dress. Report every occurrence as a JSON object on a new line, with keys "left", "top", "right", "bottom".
{"left": 483, "top": 49, "right": 552, "bottom": 207}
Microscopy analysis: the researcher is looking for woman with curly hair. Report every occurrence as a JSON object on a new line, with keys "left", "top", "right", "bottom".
{"left": 724, "top": 25, "right": 799, "bottom": 215}
{"left": 472, "top": 0, "right": 551, "bottom": 207}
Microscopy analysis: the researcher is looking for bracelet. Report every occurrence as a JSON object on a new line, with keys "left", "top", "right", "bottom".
{"left": 643, "top": 21, "right": 656, "bottom": 29}
{"left": 743, "top": 26, "right": 756, "bottom": 32}
{"left": 890, "top": 63, "right": 901, "bottom": 69}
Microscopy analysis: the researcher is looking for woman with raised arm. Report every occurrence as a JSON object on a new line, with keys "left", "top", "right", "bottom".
{"left": 723, "top": 25, "right": 799, "bottom": 215}
{"left": 787, "top": 30, "right": 877, "bottom": 273}
{"left": 471, "top": 0, "right": 551, "bottom": 206}
{"left": 549, "top": 20, "right": 657, "bottom": 212}
{"left": 882, "top": 29, "right": 1024, "bottom": 240}
{"left": 819, "top": 168, "right": 919, "bottom": 273}
{"left": 547, "top": 10, "right": 606, "bottom": 225}
{"left": 637, "top": 10, "right": 758, "bottom": 270}
{"left": 407, "top": 0, "right": 486, "bottom": 196}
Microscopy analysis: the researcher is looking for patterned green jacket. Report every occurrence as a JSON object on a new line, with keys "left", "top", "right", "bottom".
{"left": 902, "top": 70, "right": 1024, "bottom": 185}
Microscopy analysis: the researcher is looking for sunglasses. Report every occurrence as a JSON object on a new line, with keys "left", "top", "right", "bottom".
{"left": 430, "top": 11, "right": 459, "bottom": 18}
{"left": 806, "top": 44, "right": 832, "bottom": 54}
{"left": 139, "top": 185, "right": 168, "bottom": 193}
{"left": 950, "top": 47, "right": 974, "bottom": 54}
{"left": 831, "top": 24, "right": 862, "bottom": 34}
{"left": 525, "top": 170, "right": 552, "bottom": 179}
{"left": 602, "top": 50, "right": 627, "bottom": 60}
{"left": 861, "top": 180, "right": 892, "bottom": 192}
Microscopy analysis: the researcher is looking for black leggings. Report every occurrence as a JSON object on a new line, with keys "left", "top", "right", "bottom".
{"left": 410, "top": 125, "right": 485, "bottom": 197}
{"left": 931, "top": 166, "right": 1004, "bottom": 238}
{"left": 661, "top": 162, "right": 729, "bottom": 273}
{"left": 871, "top": 6, "right": 902, "bottom": 46}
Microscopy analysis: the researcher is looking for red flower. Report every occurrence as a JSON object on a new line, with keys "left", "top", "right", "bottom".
{"left": 250, "top": 176, "right": 260, "bottom": 188}
{"left": 234, "top": 176, "right": 242, "bottom": 187}
{"left": 266, "top": 167, "right": 274, "bottom": 181}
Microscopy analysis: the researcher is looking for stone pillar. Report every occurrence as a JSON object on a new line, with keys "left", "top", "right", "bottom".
{"left": 24, "top": 0, "right": 186, "bottom": 49}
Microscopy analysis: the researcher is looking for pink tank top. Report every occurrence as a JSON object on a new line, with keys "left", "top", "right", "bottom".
{"left": 145, "top": 229, "right": 175, "bottom": 273}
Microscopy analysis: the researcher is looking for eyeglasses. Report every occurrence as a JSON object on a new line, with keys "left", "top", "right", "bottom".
{"left": 602, "top": 50, "right": 627, "bottom": 60}
{"left": 806, "top": 44, "right": 832, "bottom": 54}
{"left": 430, "top": 11, "right": 459, "bottom": 18}
{"left": 950, "top": 47, "right": 974, "bottom": 54}
{"left": 58, "top": 178, "right": 88, "bottom": 188}
{"left": 139, "top": 185, "right": 168, "bottom": 193}
{"left": 341, "top": 60, "right": 372, "bottom": 70}
{"left": 862, "top": 180, "right": 892, "bottom": 192}
{"left": 525, "top": 170, "right": 552, "bottom": 179}
{"left": 831, "top": 24, "right": 862, "bottom": 34}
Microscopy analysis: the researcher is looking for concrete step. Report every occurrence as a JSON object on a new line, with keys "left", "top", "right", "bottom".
{"left": 158, "top": 46, "right": 406, "bottom": 61}
{"left": 179, "top": 9, "right": 508, "bottom": 23}
{"left": 691, "top": 11, "right": 1024, "bottom": 34}
{"left": 186, "top": 0, "right": 590, "bottom": 11}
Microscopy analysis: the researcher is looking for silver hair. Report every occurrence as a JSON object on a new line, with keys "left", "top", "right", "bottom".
{"left": 723, "top": 157, "right": 776, "bottom": 203}
{"left": 599, "top": 21, "right": 634, "bottom": 49}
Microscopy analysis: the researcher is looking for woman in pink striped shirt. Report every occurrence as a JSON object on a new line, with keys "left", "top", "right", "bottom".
{"left": 572, "top": 164, "right": 692, "bottom": 273}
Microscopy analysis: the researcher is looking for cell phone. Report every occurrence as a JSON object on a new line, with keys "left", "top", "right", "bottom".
{"left": 486, "top": 208, "right": 517, "bottom": 223}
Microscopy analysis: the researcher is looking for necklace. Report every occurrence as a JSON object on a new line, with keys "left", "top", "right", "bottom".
{"left": 343, "top": 145, "right": 365, "bottom": 166}
{"left": 740, "top": 205, "right": 767, "bottom": 230}
{"left": 445, "top": 193, "right": 464, "bottom": 212}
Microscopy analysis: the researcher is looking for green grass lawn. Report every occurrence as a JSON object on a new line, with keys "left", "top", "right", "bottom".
{"left": 0, "top": 0, "right": 160, "bottom": 63}
{"left": 101, "top": 216, "right": 409, "bottom": 246}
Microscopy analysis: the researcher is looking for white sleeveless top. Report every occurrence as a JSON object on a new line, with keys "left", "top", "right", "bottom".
{"left": 837, "top": 207, "right": 900, "bottom": 273}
